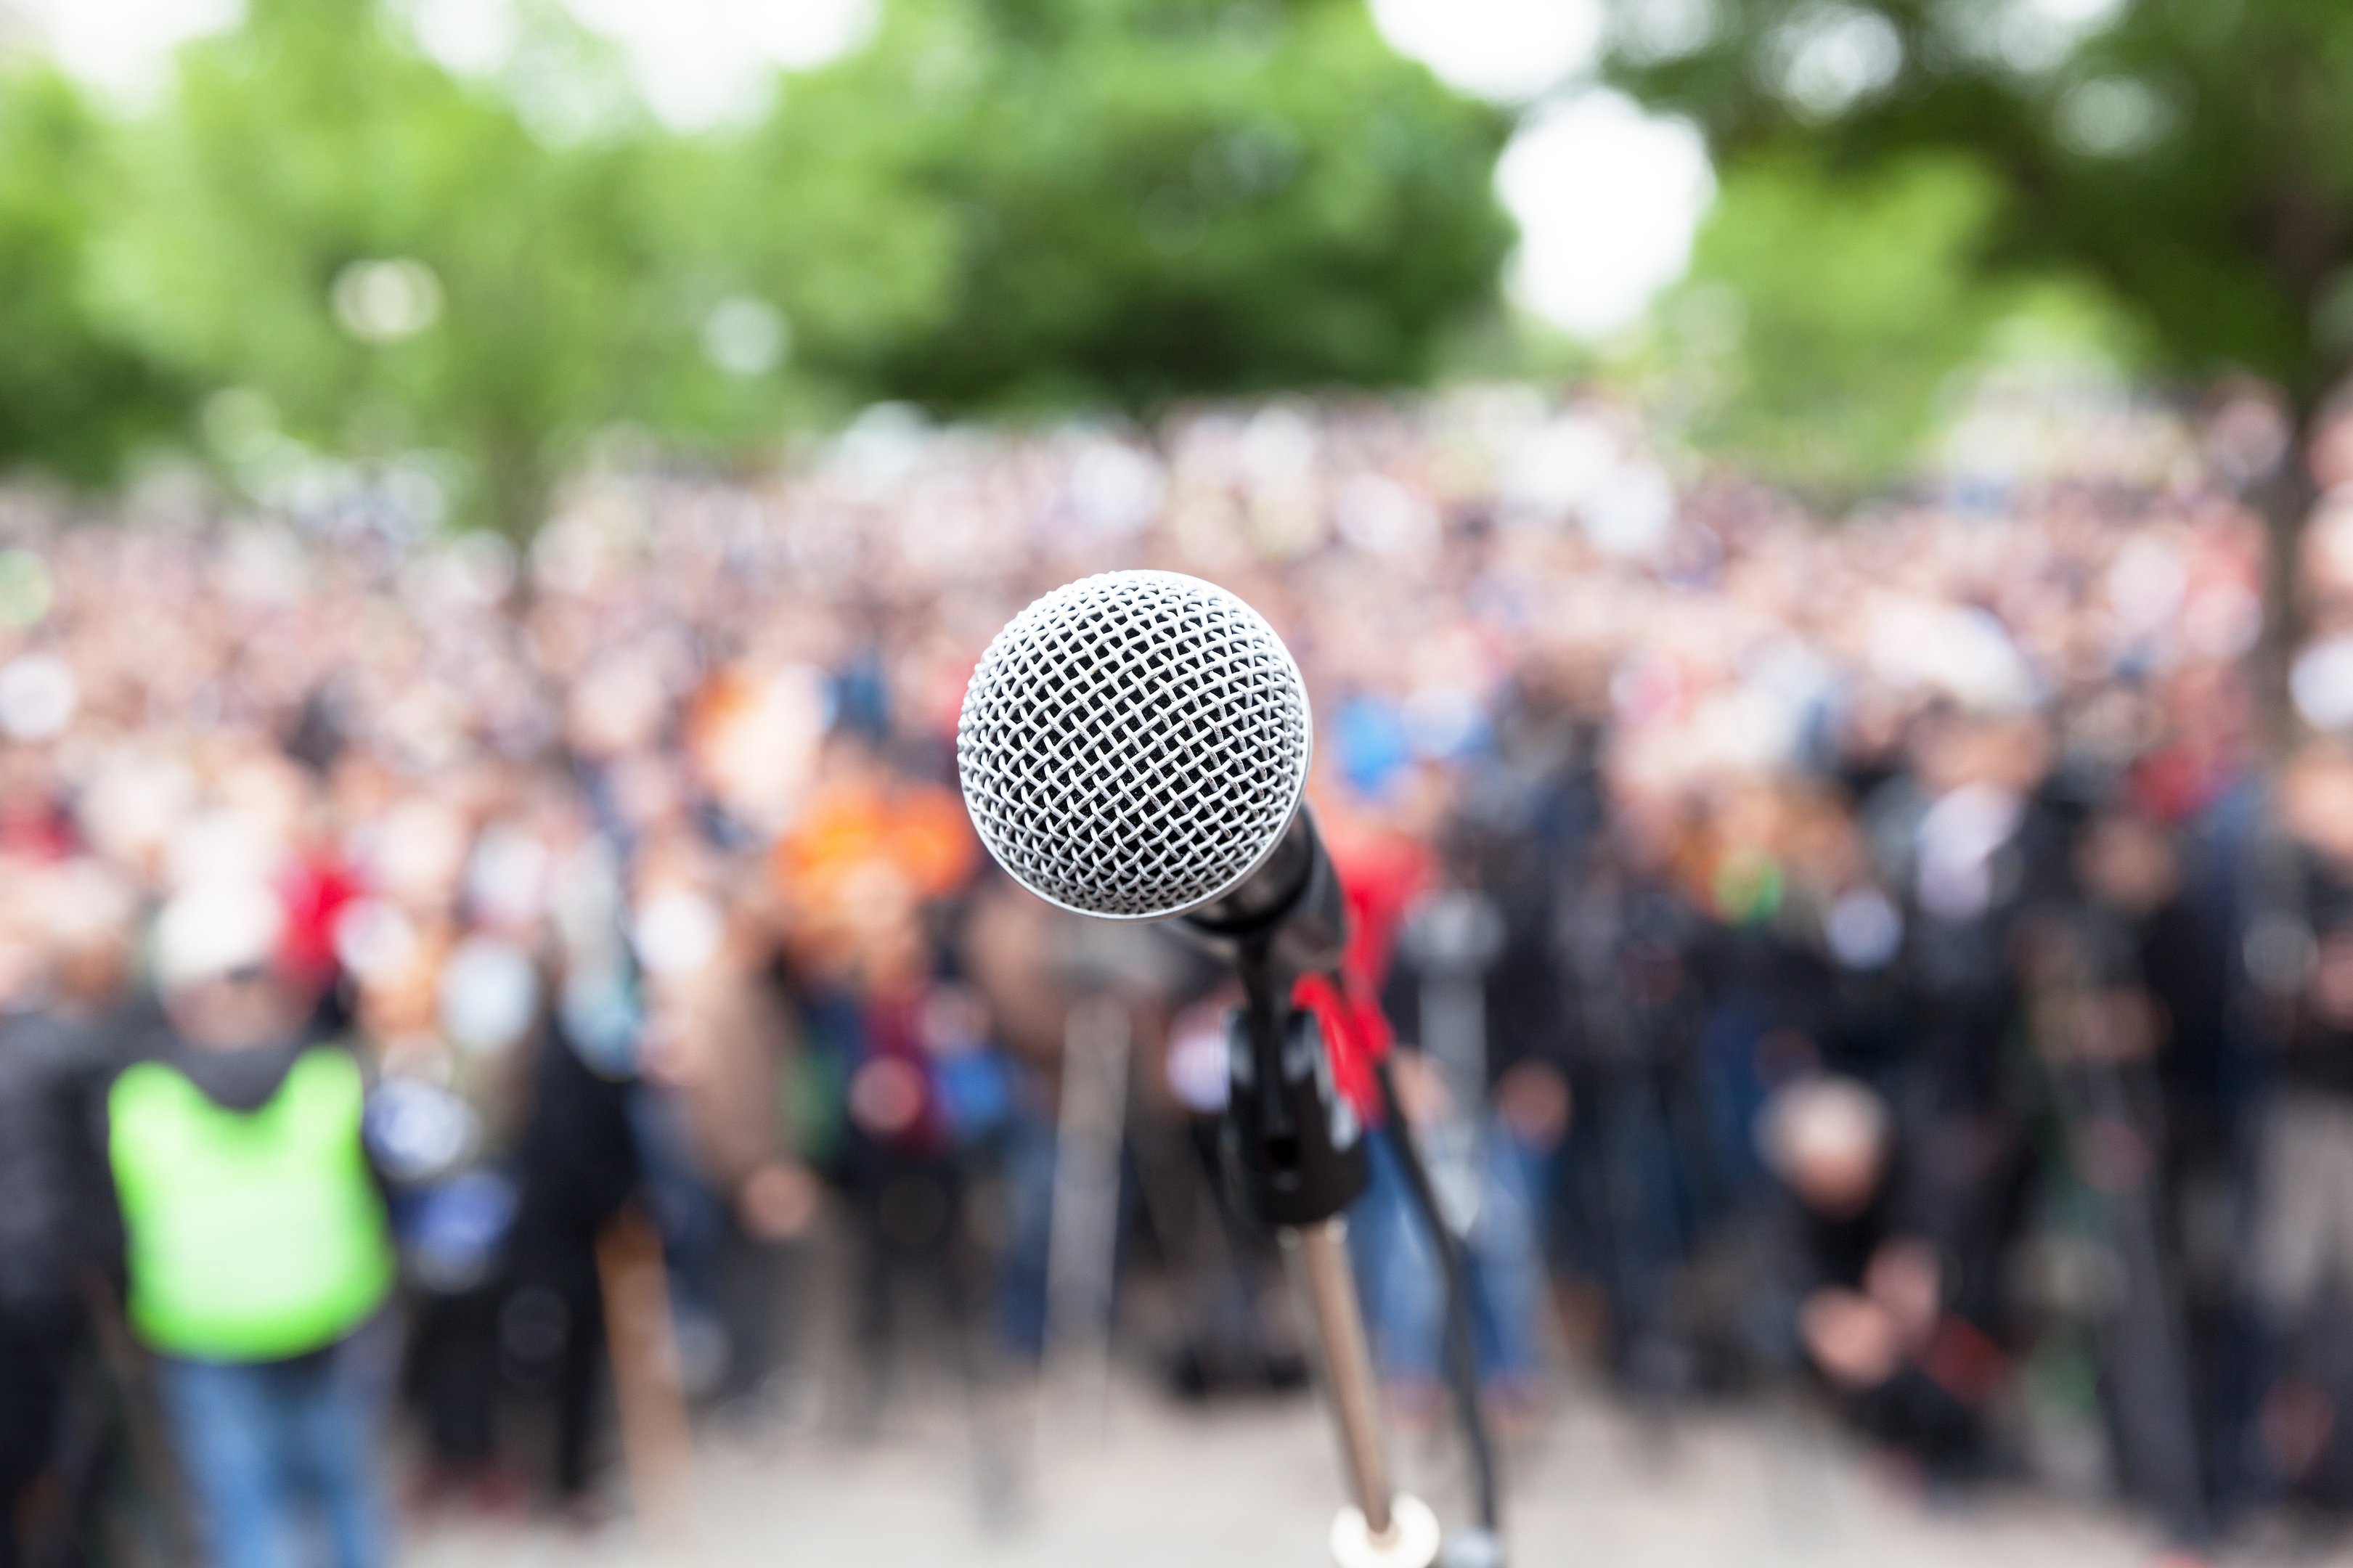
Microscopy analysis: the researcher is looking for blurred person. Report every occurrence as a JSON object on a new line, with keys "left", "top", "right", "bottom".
{"left": 764, "top": 728, "right": 1012, "bottom": 1408}
{"left": 960, "top": 869, "right": 1138, "bottom": 1379}
{"left": 3, "top": 862, "right": 144, "bottom": 1568}
{"left": 501, "top": 1015, "right": 640, "bottom": 1516}
{"left": 0, "top": 906, "right": 121, "bottom": 1568}
{"left": 825, "top": 896, "right": 991, "bottom": 1419}
{"left": 1549, "top": 769, "right": 1713, "bottom": 1394}
{"left": 1866, "top": 706, "right": 2060, "bottom": 1356}
{"left": 109, "top": 883, "right": 399, "bottom": 1568}
{"left": 618, "top": 845, "right": 740, "bottom": 1405}
{"left": 1761, "top": 1075, "right": 2002, "bottom": 1481}
{"left": 1668, "top": 783, "right": 1903, "bottom": 1384}
{"left": 1781, "top": 793, "right": 1912, "bottom": 1085}
{"left": 630, "top": 841, "right": 817, "bottom": 1410}
{"left": 1369, "top": 826, "right": 1571, "bottom": 1422}
{"left": 383, "top": 792, "right": 555, "bottom": 1518}
{"left": 767, "top": 732, "right": 975, "bottom": 979}
{"left": 44, "top": 861, "right": 143, "bottom": 1032}
{"left": 2019, "top": 807, "right": 2229, "bottom": 1543}
{"left": 497, "top": 797, "right": 645, "bottom": 1516}
{"left": 2243, "top": 746, "right": 2353, "bottom": 1508}
{"left": 0, "top": 749, "right": 74, "bottom": 863}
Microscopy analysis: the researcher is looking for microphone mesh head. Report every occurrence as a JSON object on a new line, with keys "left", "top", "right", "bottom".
{"left": 958, "top": 571, "right": 1311, "bottom": 919}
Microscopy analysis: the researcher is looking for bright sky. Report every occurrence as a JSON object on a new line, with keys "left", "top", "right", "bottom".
{"left": 10, "top": 0, "right": 1711, "bottom": 340}
{"left": 1500, "top": 93, "right": 1713, "bottom": 338}
{"left": 1369, "top": 0, "right": 1715, "bottom": 338}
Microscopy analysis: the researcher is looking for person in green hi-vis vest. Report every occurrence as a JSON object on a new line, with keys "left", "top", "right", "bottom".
{"left": 107, "top": 882, "right": 398, "bottom": 1568}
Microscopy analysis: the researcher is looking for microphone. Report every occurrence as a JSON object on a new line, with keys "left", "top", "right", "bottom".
{"left": 957, "top": 568, "right": 1313, "bottom": 922}
{"left": 958, "top": 565, "right": 1345, "bottom": 955}
{"left": 958, "top": 570, "right": 1356, "bottom": 1215}
{"left": 959, "top": 571, "right": 1440, "bottom": 1568}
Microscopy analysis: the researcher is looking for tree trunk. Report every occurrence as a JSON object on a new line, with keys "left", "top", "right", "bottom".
{"left": 2252, "top": 405, "right": 2318, "bottom": 756}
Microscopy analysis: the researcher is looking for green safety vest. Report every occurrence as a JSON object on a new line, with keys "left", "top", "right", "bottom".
{"left": 108, "top": 1047, "right": 394, "bottom": 1362}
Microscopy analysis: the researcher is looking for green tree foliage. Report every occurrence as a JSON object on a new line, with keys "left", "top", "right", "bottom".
{"left": 0, "top": 62, "right": 180, "bottom": 485}
{"left": 1601, "top": 0, "right": 2353, "bottom": 714}
{"left": 758, "top": 0, "right": 1519, "bottom": 412}
{"left": 1602, "top": 0, "right": 2353, "bottom": 416}
{"left": 1652, "top": 150, "right": 2126, "bottom": 495}
{"left": 5, "top": 0, "right": 1512, "bottom": 525}
{"left": 90, "top": 0, "right": 751, "bottom": 532}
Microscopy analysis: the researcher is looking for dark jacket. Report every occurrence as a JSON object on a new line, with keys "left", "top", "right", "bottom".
{"left": 0, "top": 1010, "right": 119, "bottom": 1316}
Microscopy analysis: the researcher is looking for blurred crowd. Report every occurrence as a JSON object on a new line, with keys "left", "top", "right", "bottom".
{"left": 5, "top": 379, "right": 2353, "bottom": 1563}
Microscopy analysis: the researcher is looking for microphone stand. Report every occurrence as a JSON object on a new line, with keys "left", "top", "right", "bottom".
{"left": 1188, "top": 813, "right": 1442, "bottom": 1568}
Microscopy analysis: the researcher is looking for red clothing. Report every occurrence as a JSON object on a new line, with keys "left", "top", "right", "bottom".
{"left": 277, "top": 854, "right": 362, "bottom": 992}
{"left": 1296, "top": 807, "right": 1436, "bottom": 1121}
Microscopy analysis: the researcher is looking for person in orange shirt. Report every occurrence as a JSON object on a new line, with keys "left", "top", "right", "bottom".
{"left": 769, "top": 735, "right": 976, "bottom": 989}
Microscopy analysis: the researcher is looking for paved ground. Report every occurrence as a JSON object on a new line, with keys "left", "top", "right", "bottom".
{"left": 400, "top": 1373, "right": 2275, "bottom": 1568}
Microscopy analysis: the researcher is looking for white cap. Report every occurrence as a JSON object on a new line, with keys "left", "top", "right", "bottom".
{"left": 154, "top": 881, "right": 285, "bottom": 992}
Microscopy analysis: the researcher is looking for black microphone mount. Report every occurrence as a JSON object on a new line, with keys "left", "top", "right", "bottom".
{"left": 1183, "top": 809, "right": 1366, "bottom": 1230}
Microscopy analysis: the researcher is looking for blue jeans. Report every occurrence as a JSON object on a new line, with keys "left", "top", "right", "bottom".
{"left": 1354, "top": 1122, "right": 1549, "bottom": 1387}
{"left": 994, "top": 1108, "right": 1059, "bottom": 1362}
{"left": 153, "top": 1319, "right": 395, "bottom": 1568}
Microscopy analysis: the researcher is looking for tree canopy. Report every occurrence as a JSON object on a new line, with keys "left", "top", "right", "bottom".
{"left": 0, "top": 0, "right": 1516, "bottom": 531}
{"left": 1599, "top": 0, "right": 2353, "bottom": 711}
{"left": 765, "top": 0, "right": 1517, "bottom": 412}
{"left": 1602, "top": 0, "right": 2353, "bottom": 417}
{"left": 0, "top": 61, "right": 182, "bottom": 485}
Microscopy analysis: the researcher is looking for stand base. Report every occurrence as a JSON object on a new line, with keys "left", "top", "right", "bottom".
{"left": 1330, "top": 1493, "right": 1442, "bottom": 1568}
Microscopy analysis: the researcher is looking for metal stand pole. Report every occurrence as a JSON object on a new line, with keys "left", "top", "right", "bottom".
{"left": 1045, "top": 994, "right": 1132, "bottom": 1414}
{"left": 1286, "top": 1218, "right": 1441, "bottom": 1568}
{"left": 1291, "top": 1219, "right": 1395, "bottom": 1532}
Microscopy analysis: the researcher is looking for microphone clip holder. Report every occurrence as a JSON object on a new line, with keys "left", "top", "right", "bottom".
{"left": 1181, "top": 807, "right": 1369, "bottom": 1227}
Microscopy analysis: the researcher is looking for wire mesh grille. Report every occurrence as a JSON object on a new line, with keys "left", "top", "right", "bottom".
{"left": 957, "top": 571, "right": 1312, "bottom": 919}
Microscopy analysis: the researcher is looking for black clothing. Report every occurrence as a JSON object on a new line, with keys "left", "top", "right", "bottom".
{"left": 2283, "top": 1008, "right": 2353, "bottom": 1103}
{"left": 0, "top": 1008, "right": 118, "bottom": 1568}
{"left": 0, "top": 1304, "right": 76, "bottom": 1568}
{"left": 0, "top": 1013, "right": 114, "bottom": 1317}
{"left": 505, "top": 1025, "right": 640, "bottom": 1500}
{"left": 157, "top": 1035, "right": 306, "bottom": 1116}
